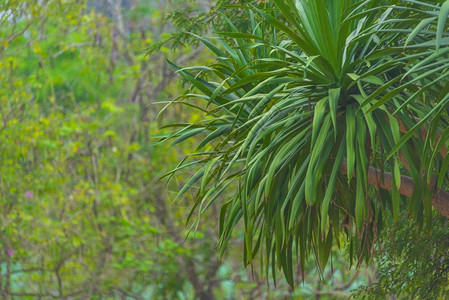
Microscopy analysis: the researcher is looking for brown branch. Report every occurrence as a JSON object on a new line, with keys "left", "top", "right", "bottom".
{"left": 341, "top": 160, "right": 449, "bottom": 218}
{"left": 7, "top": 21, "right": 32, "bottom": 43}
{"left": 114, "top": 288, "right": 144, "bottom": 300}
{"left": 49, "top": 43, "right": 87, "bottom": 59}
{"left": 368, "top": 114, "right": 449, "bottom": 217}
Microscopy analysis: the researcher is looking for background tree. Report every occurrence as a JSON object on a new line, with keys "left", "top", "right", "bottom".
{"left": 0, "top": 0, "right": 230, "bottom": 298}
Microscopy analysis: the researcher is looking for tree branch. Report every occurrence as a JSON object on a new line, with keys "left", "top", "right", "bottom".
{"left": 341, "top": 160, "right": 449, "bottom": 218}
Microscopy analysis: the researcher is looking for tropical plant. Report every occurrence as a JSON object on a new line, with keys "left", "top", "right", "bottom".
{"left": 165, "top": 0, "right": 449, "bottom": 287}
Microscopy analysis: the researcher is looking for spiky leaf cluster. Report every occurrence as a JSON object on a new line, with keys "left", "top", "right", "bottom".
{"left": 163, "top": 0, "right": 449, "bottom": 285}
